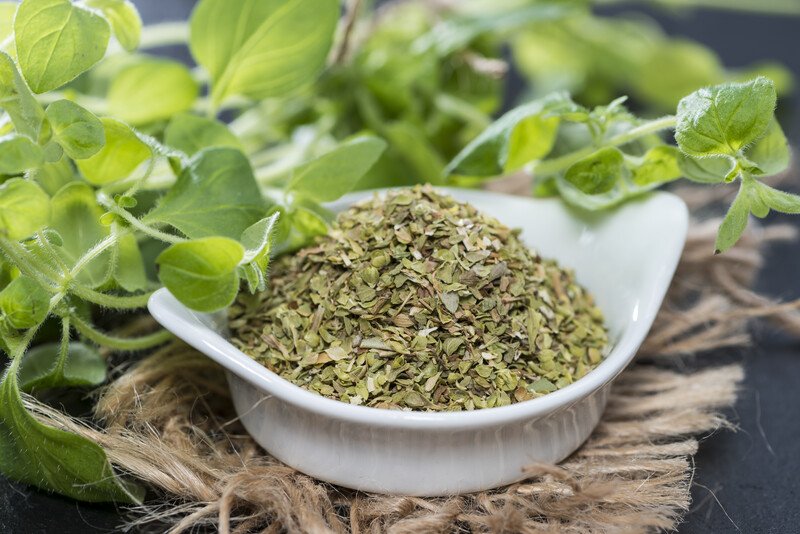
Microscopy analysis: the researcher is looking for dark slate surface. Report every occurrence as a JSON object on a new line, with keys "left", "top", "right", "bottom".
{"left": 1, "top": 1, "right": 798, "bottom": 532}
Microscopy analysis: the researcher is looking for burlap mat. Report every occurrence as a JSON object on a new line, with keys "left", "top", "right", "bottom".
{"left": 27, "top": 183, "right": 800, "bottom": 533}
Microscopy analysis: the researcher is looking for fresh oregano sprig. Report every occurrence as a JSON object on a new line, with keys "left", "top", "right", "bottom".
{"left": 446, "top": 77, "right": 799, "bottom": 253}
{"left": 0, "top": 0, "right": 383, "bottom": 502}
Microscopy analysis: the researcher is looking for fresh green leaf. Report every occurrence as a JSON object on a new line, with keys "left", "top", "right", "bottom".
{"left": 0, "top": 178, "right": 50, "bottom": 240}
{"left": 675, "top": 77, "right": 776, "bottom": 157}
{"left": 288, "top": 136, "right": 387, "bottom": 202}
{"left": 27, "top": 158, "right": 76, "bottom": 196}
{"left": 631, "top": 146, "right": 682, "bottom": 186}
{"left": 14, "top": 0, "right": 111, "bottom": 93}
{"left": 240, "top": 213, "right": 279, "bottom": 266}
{"left": 678, "top": 154, "right": 737, "bottom": 184}
{"left": 189, "top": 0, "right": 339, "bottom": 106}
{"left": 145, "top": 147, "right": 266, "bottom": 239}
{"left": 445, "top": 93, "right": 576, "bottom": 177}
{"left": 107, "top": 58, "right": 199, "bottom": 125}
{"left": 0, "top": 362, "right": 142, "bottom": 503}
{"left": 163, "top": 113, "right": 242, "bottom": 156}
{"left": 715, "top": 180, "right": 753, "bottom": 253}
{"left": 0, "top": 276, "right": 49, "bottom": 329}
{"left": 156, "top": 237, "right": 244, "bottom": 312}
{"left": 47, "top": 182, "right": 109, "bottom": 288}
{"left": 113, "top": 233, "right": 147, "bottom": 292}
{"left": 42, "top": 140, "right": 64, "bottom": 163}
{"left": 0, "top": 52, "right": 45, "bottom": 139}
{"left": 76, "top": 118, "right": 151, "bottom": 185}
{"left": 239, "top": 213, "right": 279, "bottom": 292}
{"left": 18, "top": 342, "right": 106, "bottom": 391}
{"left": 745, "top": 120, "right": 790, "bottom": 177}
{"left": 564, "top": 146, "right": 624, "bottom": 195}
{"left": 45, "top": 100, "right": 105, "bottom": 160}
{"left": 0, "top": 134, "right": 44, "bottom": 174}
{"left": 85, "top": 0, "right": 142, "bottom": 52}
{"left": 754, "top": 181, "right": 800, "bottom": 214}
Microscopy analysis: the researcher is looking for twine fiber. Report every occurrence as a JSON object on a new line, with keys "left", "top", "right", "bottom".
{"left": 28, "top": 182, "right": 800, "bottom": 533}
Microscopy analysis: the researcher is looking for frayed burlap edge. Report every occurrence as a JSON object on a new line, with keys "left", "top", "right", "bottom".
{"left": 28, "top": 182, "right": 800, "bottom": 534}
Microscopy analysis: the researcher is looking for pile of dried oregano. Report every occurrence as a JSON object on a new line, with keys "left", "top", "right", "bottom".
{"left": 229, "top": 186, "right": 608, "bottom": 410}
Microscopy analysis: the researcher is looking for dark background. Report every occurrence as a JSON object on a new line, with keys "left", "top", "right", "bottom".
{"left": 2, "top": 1, "right": 799, "bottom": 533}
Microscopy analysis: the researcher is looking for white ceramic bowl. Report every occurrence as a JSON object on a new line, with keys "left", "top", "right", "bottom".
{"left": 148, "top": 188, "right": 688, "bottom": 496}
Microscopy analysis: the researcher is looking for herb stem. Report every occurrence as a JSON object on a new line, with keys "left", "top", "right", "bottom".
{"left": 532, "top": 115, "right": 677, "bottom": 177}
{"left": 69, "top": 234, "right": 118, "bottom": 280}
{"left": 71, "top": 314, "right": 172, "bottom": 351}
{"left": 0, "top": 237, "right": 61, "bottom": 290}
{"left": 52, "top": 317, "right": 71, "bottom": 378}
{"left": 70, "top": 286, "right": 153, "bottom": 310}
{"left": 36, "top": 231, "right": 69, "bottom": 274}
{"left": 98, "top": 194, "right": 185, "bottom": 245}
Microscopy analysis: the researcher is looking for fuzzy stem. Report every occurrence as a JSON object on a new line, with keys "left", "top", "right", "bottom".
{"left": 69, "top": 234, "right": 119, "bottom": 279}
{"left": 0, "top": 237, "right": 61, "bottom": 289}
{"left": 70, "top": 286, "right": 153, "bottom": 310}
{"left": 71, "top": 314, "right": 172, "bottom": 352}
{"left": 97, "top": 194, "right": 185, "bottom": 245}
{"left": 52, "top": 317, "right": 71, "bottom": 378}
{"left": 532, "top": 115, "right": 677, "bottom": 177}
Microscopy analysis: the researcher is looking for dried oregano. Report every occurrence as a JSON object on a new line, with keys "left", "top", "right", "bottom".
{"left": 229, "top": 186, "right": 608, "bottom": 411}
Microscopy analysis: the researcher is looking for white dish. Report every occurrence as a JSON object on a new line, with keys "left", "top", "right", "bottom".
{"left": 148, "top": 187, "right": 688, "bottom": 496}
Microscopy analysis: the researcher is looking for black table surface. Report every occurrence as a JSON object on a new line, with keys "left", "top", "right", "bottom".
{"left": 2, "top": 2, "right": 799, "bottom": 533}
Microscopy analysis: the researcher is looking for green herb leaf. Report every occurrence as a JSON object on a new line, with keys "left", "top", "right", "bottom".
{"left": 564, "top": 146, "right": 624, "bottom": 195}
{"left": 0, "top": 52, "right": 45, "bottom": 139}
{"left": 19, "top": 342, "right": 106, "bottom": 391}
{"left": 675, "top": 77, "right": 776, "bottom": 157}
{"left": 631, "top": 145, "right": 682, "bottom": 186}
{"left": 156, "top": 236, "right": 244, "bottom": 312}
{"left": 163, "top": 113, "right": 242, "bottom": 156}
{"left": 0, "top": 363, "right": 143, "bottom": 503}
{"left": 754, "top": 181, "right": 800, "bottom": 214}
{"left": 107, "top": 58, "right": 199, "bottom": 125}
{"left": 189, "top": 0, "right": 339, "bottom": 107}
{"left": 45, "top": 100, "right": 105, "bottom": 160}
{"left": 288, "top": 136, "right": 387, "bottom": 202}
{"left": 47, "top": 182, "right": 109, "bottom": 288}
{"left": 678, "top": 154, "right": 737, "bottom": 184}
{"left": 145, "top": 147, "right": 266, "bottom": 239}
{"left": 715, "top": 180, "right": 753, "bottom": 254}
{"left": 76, "top": 118, "right": 151, "bottom": 185}
{"left": 14, "top": 0, "right": 111, "bottom": 93}
{"left": 445, "top": 93, "right": 576, "bottom": 177}
{"left": 0, "top": 134, "right": 44, "bottom": 174}
{"left": 241, "top": 213, "right": 279, "bottom": 265}
{"left": 745, "top": 119, "right": 790, "bottom": 177}
{"left": 0, "top": 178, "right": 50, "bottom": 240}
{"left": 0, "top": 276, "right": 49, "bottom": 329}
{"left": 85, "top": 0, "right": 142, "bottom": 52}
{"left": 239, "top": 213, "right": 279, "bottom": 292}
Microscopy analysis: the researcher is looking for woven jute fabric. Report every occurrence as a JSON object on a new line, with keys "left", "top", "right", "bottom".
{"left": 28, "top": 183, "right": 800, "bottom": 533}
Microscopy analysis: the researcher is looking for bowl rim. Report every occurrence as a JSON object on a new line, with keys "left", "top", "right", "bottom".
{"left": 148, "top": 188, "right": 688, "bottom": 430}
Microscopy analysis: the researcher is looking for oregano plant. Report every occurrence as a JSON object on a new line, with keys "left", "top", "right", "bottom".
{"left": 446, "top": 77, "right": 798, "bottom": 253}
{"left": 0, "top": 0, "right": 797, "bottom": 505}
{"left": 0, "top": 0, "right": 382, "bottom": 501}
